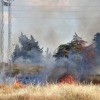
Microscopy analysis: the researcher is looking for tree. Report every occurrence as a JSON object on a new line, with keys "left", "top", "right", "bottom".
{"left": 93, "top": 33, "right": 100, "bottom": 55}
{"left": 92, "top": 32, "right": 100, "bottom": 66}
{"left": 53, "top": 44, "right": 69, "bottom": 59}
{"left": 72, "top": 33, "right": 87, "bottom": 51}
{"left": 12, "top": 33, "right": 43, "bottom": 64}
{"left": 53, "top": 33, "right": 87, "bottom": 59}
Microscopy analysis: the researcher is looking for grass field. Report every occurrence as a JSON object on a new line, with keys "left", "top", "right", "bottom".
{"left": 0, "top": 63, "right": 100, "bottom": 100}
{"left": 0, "top": 83, "right": 100, "bottom": 100}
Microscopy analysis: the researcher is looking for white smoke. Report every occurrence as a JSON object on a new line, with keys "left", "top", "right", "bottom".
{"left": 0, "top": 68, "right": 15, "bottom": 84}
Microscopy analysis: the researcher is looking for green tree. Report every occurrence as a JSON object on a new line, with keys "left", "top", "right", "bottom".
{"left": 12, "top": 33, "right": 43, "bottom": 63}
{"left": 93, "top": 33, "right": 100, "bottom": 55}
{"left": 53, "top": 33, "right": 87, "bottom": 59}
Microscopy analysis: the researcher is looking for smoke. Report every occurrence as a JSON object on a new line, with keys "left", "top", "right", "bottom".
{"left": 13, "top": 49, "right": 93, "bottom": 84}
{"left": 0, "top": 68, "right": 15, "bottom": 84}
{"left": 47, "top": 53, "right": 84, "bottom": 83}
{"left": 11, "top": 0, "right": 100, "bottom": 53}
{"left": 1, "top": 43, "right": 100, "bottom": 85}
{"left": 74, "top": 0, "right": 100, "bottom": 44}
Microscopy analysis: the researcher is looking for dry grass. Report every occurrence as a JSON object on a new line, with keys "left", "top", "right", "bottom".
{"left": 0, "top": 84, "right": 100, "bottom": 100}
{"left": 2, "top": 64, "right": 44, "bottom": 76}
{"left": 12, "top": 64, "right": 43, "bottom": 75}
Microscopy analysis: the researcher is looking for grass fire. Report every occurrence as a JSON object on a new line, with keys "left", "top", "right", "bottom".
{"left": 1, "top": 0, "right": 100, "bottom": 99}
{"left": 59, "top": 74, "right": 78, "bottom": 84}
{"left": 0, "top": 33, "right": 100, "bottom": 100}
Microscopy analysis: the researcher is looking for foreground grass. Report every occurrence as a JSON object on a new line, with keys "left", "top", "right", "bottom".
{"left": 0, "top": 84, "right": 100, "bottom": 100}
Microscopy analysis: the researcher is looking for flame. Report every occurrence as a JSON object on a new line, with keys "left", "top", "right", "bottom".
{"left": 14, "top": 78, "right": 23, "bottom": 87}
{"left": 59, "top": 75, "right": 77, "bottom": 84}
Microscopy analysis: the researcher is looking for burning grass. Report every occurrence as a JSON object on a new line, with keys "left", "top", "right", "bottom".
{"left": 59, "top": 74, "right": 78, "bottom": 84}
{"left": 0, "top": 84, "right": 100, "bottom": 100}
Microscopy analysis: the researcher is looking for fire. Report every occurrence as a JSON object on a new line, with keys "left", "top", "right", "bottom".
{"left": 14, "top": 77, "right": 23, "bottom": 87}
{"left": 59, "top": 75, "right": 77, "bottom": 84}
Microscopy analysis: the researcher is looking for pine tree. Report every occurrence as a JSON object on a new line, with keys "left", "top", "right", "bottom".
{"left": 71, "top": 33, "right": 87, "bottom": 51}
{"left": 92, "top": 32, "right": 100, "bottom": 66}
{"left": 12, "top": 33, "right": 43, "bottom": 63}
{"left": 53, "top": 33, "right": 87, "bottom": 59}
{"left": 93, "top": 33, "right": 100, "bottom": 55}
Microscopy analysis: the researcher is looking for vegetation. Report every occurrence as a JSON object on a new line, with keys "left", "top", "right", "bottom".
{"left": 0, "top": 84, "right": 100, "bottom": 100}
{"left": 93, "top": 32, "right": 100, "bottom": 63}
{"left": 53, "top": 33, "right": 87, "bottom": 59}
{"left": 93, "top": 33, "right": 100, "bottom": 53}
{"left": 9, "top": 32, "right": 100, "bottom": 84}
{"left": 12, "top": 33, "right": 43, "bottom": 64}
{"left": 0, "top": 64, "right": 43, "bottom": 76}
{"left": 11, "top": 64, "right": 43, "bottom": 76}
{"left": 0, "top": 33, "right": 100, "bottom": 100}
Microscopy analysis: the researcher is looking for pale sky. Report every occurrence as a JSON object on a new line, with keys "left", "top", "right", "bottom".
{"left": 3, "top": 0, "right": 100, "bottom": 61}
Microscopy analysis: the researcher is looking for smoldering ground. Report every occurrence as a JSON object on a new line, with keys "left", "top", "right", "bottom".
{"left": 0, "top": 47, "right": 100, "bottom": 85}
{"left": 5, "top": 49, "right": 98, "bottom": 85}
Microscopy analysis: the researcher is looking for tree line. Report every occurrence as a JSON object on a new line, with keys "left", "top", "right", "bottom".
{"left": 12, "top": 32, "right": 100, "bottom": 69}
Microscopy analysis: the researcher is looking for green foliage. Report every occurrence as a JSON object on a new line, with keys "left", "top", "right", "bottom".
{"left": 53, "top": 42, "right": 79, "bottom": 59}
{"left": 12, "top": 33, "right": 43, "bottom": 63}
{"left": 93, "top": 33, "right": 100, "bottom": 54}
{"left": 53, "top": 33, "right": 87, "bottom": 59}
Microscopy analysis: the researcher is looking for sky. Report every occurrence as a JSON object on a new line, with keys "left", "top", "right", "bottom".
{"left": 2, "top": 0, "right": 100, "bottom": 61}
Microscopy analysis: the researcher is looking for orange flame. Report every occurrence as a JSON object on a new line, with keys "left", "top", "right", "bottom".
{"left": 59, "top": 75, "right": 77, "bottom": 84}
{"left": 14, "top": 77, "right": 23, "bottom": 87}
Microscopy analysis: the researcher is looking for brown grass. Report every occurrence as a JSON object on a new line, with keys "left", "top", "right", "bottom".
{"left": 0, "top": 84, "right": 100, "bottom": 100}
{"left": 3, "top": 64, "right": 44, "bottom": 76}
